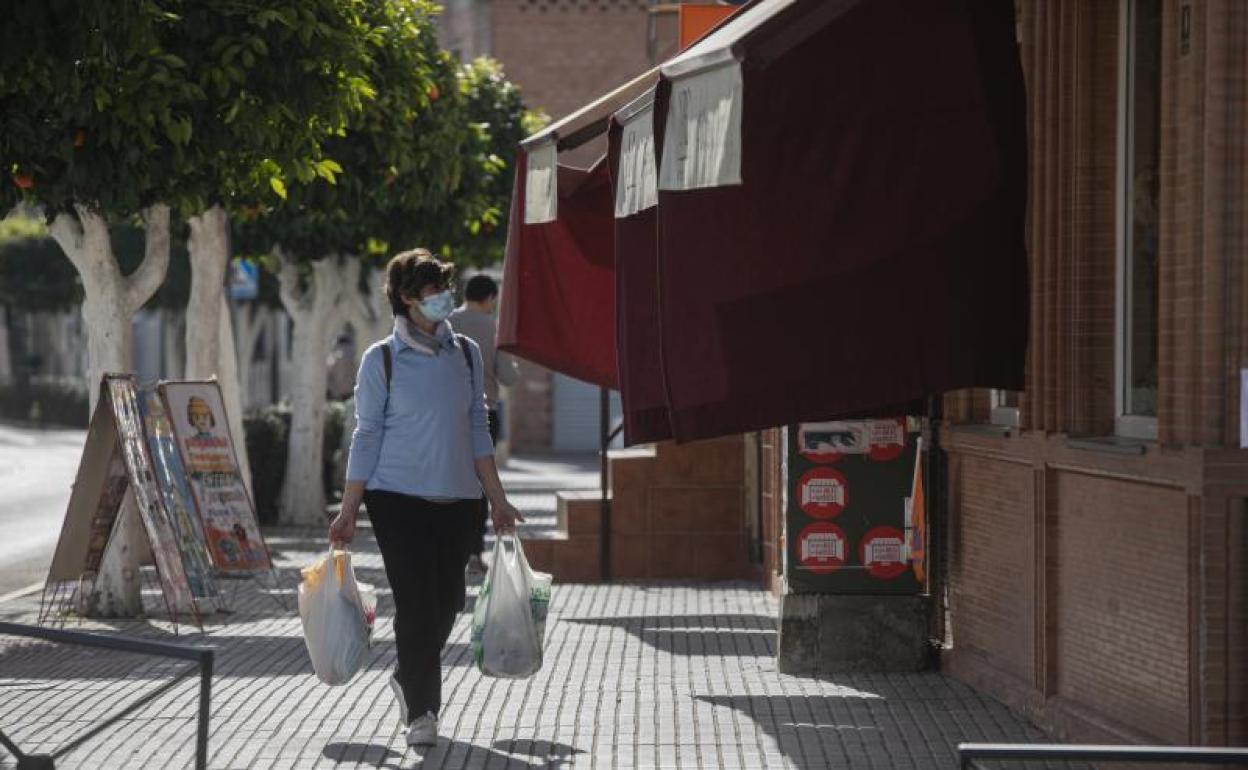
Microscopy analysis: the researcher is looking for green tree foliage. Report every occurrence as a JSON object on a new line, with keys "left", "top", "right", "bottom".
{"left": 418, "top": 57, "right": 540, "bottom": 267}
{"left": 237, "top": 0, "right": 462, "bottom": 264}
{"left": 0, "top": 1, "right": 200, "bottom": 218}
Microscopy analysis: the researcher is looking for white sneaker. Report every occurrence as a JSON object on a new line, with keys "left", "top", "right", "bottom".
{"left": 406, "top": 712, "right": 437, "bottom": 747}
{"left": 388, "top": 673, "right": 409, "bottom": 726}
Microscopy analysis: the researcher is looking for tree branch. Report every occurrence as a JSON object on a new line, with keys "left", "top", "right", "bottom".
{"left": 127, "top": 203, "right": 172, "bottom": 313}
{"left": 274, "top": 245, "right": 311, "bottom": 317}
{"left": 48, "top": 211, "right": 86, "bottom": 270}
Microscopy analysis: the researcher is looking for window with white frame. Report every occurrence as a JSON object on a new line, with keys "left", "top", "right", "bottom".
{"left": 1116, "top": 0, "right": 1161, "bottom": 439}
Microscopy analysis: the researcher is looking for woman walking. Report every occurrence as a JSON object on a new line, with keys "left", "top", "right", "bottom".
{"left": 328, "top": 250, "right": 522, "bottom": 747}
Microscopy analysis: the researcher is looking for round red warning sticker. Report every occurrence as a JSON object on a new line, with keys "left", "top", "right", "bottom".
{"left": 859, "top": 525, "right": 908, "bottom": 580}
{"left": 796, "top": 467, "right": 848, "bottom": 519}
{"left": 797, "top": 522, "right": 847, "bottom": 574}
{"left": 866, "top": 419, "right": 907, "bottom": 462}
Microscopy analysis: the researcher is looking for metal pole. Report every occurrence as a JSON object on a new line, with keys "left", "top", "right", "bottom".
{"left": 599, "top": 387, "right": 612, "bottom": 581}
{"left": 197, "top": 649, "right": 213, "bottom": 770}
{"left": 926, "top": 395, "right": 945, "bottom": 644}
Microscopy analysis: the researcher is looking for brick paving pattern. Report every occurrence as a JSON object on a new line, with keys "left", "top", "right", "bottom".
{"left": 1, "top": 520, "right": 1079, "bottom": 768}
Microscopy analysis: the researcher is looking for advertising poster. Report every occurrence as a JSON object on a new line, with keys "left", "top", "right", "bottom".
{"left": 161, "top": 381, "right": 270, "bottom": 572}
{"left": 786, "top": 418, "right": 924, "bottom": 594}
{"left": 106, "top": 377, "right": 197, "bottom": 615}
{"left": 138, "top": 387, "right": 223, "bottom": 609}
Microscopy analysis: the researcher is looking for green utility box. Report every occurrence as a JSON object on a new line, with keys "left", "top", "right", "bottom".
{"left": 784, "top": 418, "right": 927, "bottom": 595}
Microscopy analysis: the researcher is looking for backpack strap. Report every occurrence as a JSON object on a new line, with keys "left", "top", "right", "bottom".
{"left": 381, "top": 342, "right": 393, "bottom": 412}
{"left": 455, "top": 334, "right": 475, "bottom": 379}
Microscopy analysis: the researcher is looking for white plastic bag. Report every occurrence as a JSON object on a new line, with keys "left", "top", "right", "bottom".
{"left": 298, "top": 548, "right": 377, "bottom": 685}
{"left": 471, "top": 535, "right": 551, "bottom": 678}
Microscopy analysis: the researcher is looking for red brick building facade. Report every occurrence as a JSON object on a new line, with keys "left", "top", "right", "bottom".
{"left": 943, "top": 0, "right": 1246, "bottom": 746}
{"left": 760, "top": 0, "right": 1248, "bottom": 747}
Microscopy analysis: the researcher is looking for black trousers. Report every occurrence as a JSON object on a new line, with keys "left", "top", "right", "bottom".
{"left": 365, "top": 490, "right": 475, "bottom": 719}
{"left": 471, "top": 409, "right": 502, "bottom": 556}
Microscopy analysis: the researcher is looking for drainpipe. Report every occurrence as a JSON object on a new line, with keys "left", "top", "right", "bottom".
{"left": 599, "top": 386, "right": 612, "bottom": 581}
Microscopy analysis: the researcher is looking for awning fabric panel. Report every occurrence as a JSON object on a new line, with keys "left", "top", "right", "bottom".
{"left": 609, "top": 112, "right": 673, "bottom": 444}
{"left": 653, "top": 0, "right": 1028, "bottom": 441}
{"left": 498, "top": 149, "right": 619, "bottom": 388}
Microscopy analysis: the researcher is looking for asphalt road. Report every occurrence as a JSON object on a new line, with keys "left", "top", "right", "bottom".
{"left": 0, "top": 423, "right": 86, "bottom": 597}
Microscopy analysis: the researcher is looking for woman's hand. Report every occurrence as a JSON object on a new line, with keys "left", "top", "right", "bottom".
{"left": 490, "top": 498, "right": 525, "bottom": 534}
{"left": 328, "top": 503, "right": 358, "bottom": 547}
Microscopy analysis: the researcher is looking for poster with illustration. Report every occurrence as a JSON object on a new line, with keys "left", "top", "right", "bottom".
{"left": 161, "top": 381, "right": 270, "bottom": 572}
{"left": 42, "top": 376, "right": 202, "bottom": 625}
{"left": 785, "top": 418, "right": 924, "bottom": 594}
{"left": 139, "top": 387, "right": 223, "bottom": 610}
{"left": 106, "top": 377, "right": 197, "bottom": 616}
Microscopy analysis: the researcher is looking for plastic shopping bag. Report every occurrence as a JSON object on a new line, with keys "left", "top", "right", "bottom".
{"left": 298, "top": 548, "right": 377, "bottom": 685}
{"left": 471, "top": 535, "right": 552, "bottom": 678}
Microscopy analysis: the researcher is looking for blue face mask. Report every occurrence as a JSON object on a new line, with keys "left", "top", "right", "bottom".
{"left": 419, "top": 290, "right": 455, "bottom": 322}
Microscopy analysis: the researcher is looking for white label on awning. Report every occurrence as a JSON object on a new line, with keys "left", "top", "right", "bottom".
{"left": 524, "top": 142, "right": 557, "bottom": 224}
{"left": 614, "top": 103, "right": 658, "bottom": 218}
{"left": 658, "top": 62, "right": 743, "bottom": 191}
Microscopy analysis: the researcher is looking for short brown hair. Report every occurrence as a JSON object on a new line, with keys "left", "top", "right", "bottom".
{"left": 384, "top": 248, "right": 455, "bottom": 316}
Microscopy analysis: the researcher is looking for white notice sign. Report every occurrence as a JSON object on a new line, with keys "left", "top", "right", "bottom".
{"left": 659, "top": 62, "right": 744, "bottom": 192}
{"left": 524, "top": 142, "right": 558, "bottom": 224}
{"left": 614, "top": 101, "right": 659, "bottom": 218}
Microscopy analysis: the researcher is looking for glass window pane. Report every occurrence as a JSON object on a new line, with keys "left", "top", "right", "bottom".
{"left": 1124, "top": 0, "right": 1160, "bottom": 417}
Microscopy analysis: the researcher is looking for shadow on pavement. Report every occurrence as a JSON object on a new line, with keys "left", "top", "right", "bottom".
{"left": 492, "top": 738, "right": 584, "bottom": 766}
{"left": 414, "top": 737, "right": 579, "bottom": 769}
{"left": 696, "top": 693, "right": 1090, "bottom": 770}
{"left": 323, "top": 741, "right": 405, "bottom": 768}
{"left": 564, "top": 614, "right": 776, "bottom": 658}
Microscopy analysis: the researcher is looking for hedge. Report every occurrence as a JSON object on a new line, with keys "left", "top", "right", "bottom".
{"left": 0, "top": 376, "right": 90, "bottom": 427}
{"left": 244, "top": 401, "right": 348, "bottom": 525}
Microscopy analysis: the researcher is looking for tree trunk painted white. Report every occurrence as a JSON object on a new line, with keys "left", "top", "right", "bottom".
{"left": 276, "top": 250, "right": 358, "bottom": 525}
{"left": 234, "top": 303, "right": 267, "bottom": 408}
{"left": 50, "top": 203, "right": 170, "bottom": 617}
{"left": 217, "top": 294, "right": 254, "bottom": 495}
{"left": 347, "top": 266, "right": 392, "bottom": 371}
{"left": 185, "top": 205, "right": 255, "bottom": 499}
{"left": 185, "top": 205, "right": 229, "bottom": 381}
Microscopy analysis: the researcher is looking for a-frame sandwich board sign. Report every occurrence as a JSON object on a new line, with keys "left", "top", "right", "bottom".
{"left": 41, "top": 376, "right": 220, "bottom": 627}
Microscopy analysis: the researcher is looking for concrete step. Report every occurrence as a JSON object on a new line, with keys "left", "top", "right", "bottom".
{"left": 519, "top": 530, "right": 601, "bottom": 583}
{"left": 556, "top": 490, "right": 605, "bottom": 537}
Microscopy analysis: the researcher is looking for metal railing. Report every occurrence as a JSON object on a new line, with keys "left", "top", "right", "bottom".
{"left": 0, "top": 621, "right": 214, "bottom": 770}
{"left": 959, "top": 742, "right": 1248, "bottom": 768}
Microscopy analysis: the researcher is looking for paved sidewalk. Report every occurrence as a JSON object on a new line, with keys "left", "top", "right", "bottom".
{"left": 0, "top": 523, "right": 1076, "bottom": 769}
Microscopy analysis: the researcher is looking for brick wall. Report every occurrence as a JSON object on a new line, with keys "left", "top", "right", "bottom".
{"left": 509, "top": 358, "right": 553, "bottom": 451}
{"left": 940, "top": 3, "right": 1248, "bottom": 747}
{"left": 947, "top": 454, "right": 1035, "bottom": 686}
{"left": 943, "top": 429, "right": 1248, "bottom": 747}
{"left": 492, "top": 0, "right": 656, "bottom": 123}
{"left": 1049, "top": 472, "right": 1189, "bottom": 742}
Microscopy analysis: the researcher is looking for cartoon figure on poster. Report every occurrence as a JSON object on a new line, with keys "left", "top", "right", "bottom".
{"left": 162, "top": 382, "right": 270, "bottom": 571}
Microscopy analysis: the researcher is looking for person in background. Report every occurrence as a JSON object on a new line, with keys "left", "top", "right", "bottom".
{"left": 449, "top": 274, "right": 520, "bottom": 575}
{"left": 329, "top": 251, "right": 523, "bottom": 748}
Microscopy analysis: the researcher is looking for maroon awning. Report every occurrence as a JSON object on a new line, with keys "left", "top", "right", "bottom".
{"left": 609, "top": 101, "right": 672, "bottom": 444}
{"left": 644, "top": 0, "right": 1027, "bottom": 441}
{"left": 502, "top": 0, "right": 1027, "bottom": 444}
{"left": 497, "top": 149, "right": 618, "bottom": 388}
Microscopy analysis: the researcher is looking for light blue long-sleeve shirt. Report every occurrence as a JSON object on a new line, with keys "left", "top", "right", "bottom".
{"left": 345, "top": 320, "right": 494, "bottom": 499}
